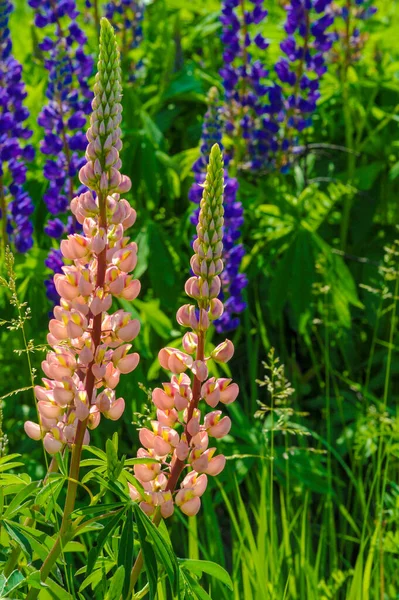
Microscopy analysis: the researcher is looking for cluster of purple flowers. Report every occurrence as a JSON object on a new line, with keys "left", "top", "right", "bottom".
{"left": 105, "top": 0, "right": 144, "bottom": 50}
{"left": 219, "top": 0, "right": 337, "bottom": 172}
{"left": 331, "top": 0, "right": 377, "bottom": 60}
{"left": 219, "top": 0, "right": 277, "bottom": 171}
{"left": 275, "top": 0, "right": 335, "bottom": 146}
{"left": 0, "top": 0, "right": 35, "bottom": 253}
{"left": 189, "top": 87, "right": 247, "bottom": 333}
{"left": 104, "top": 0, "right": 145, "bottom": 81}
{"left": 28, "top": 0, "right": 93, "bottom": 302}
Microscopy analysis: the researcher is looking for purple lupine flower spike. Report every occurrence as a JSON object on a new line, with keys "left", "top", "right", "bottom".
{"left": 275, "top": 0, "right": 335, "bottom": 166}
{"left": 190, "top": 87, "right": 247, "bottom": 334}
{"left": 104, "top": 0, "right": 145, "bottom": 81}
{"left": 0, "top": 0, "right": 35, "bottom": 253}
{"left": 219, "top": 0, "right": 281, "bottom": 171}
{"left": 28, "top": 0, "right": 94, "bottom": 303}
{"left": 330, "top": 0, "right": 377, "bottom": 63}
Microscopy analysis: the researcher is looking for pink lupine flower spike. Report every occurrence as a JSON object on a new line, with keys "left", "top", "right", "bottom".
{"left": 129, "top": 143, "right": 239, "bottom": 520}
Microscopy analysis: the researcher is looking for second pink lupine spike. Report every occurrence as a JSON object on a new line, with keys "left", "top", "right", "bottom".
{"left": 129, "top": 143, "right": 238, "bottom": 518}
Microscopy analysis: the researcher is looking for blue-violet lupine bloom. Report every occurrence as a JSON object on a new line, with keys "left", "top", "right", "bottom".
{"left": 0, "top": 0, "right": 35, "bottom": 253}
{"left": 330, "top": 0, "right": 377, "bottom": 62}
{"left": 190, "top": 87, "right": 247, "bottom": 333}
{"left": 104, "top": 0, "right": 145, "bottom": 81}
{"left": 28, "top": 0, "right": 94, "bottom": 303}
{"left": 219, "top": 0, "right": 281, "bottom": 172}
{"left": 274, "top": 0, "right": 335, "bottom": 167}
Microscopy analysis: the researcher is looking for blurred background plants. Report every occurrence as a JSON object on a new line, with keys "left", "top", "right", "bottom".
{"left": 1, "top": 0, "right": 399, "bottom": 598}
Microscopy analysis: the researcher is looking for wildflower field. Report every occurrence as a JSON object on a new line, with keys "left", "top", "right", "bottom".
{"left": 1, "top": 0, "right": 399, "bottom": 598}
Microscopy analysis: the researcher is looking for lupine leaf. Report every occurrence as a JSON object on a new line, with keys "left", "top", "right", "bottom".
{"left": 104, "top": 566, "right": 125, "bottom": 600}
{"left": 117, "top": 506, "right": 134, "bottom": 598}
{"left": 3, "top": 520, "right": 32, "bottom": 560}
{"left": 78, "top": 558, "right": 115, "bottom": 592}
{"left": 134, "top": 509, "right": 158, "bottom": 600}
{"left": 86, "top": 508, "right": 126, "bottom": 577}
{"left": 178, "top": 559, "right": 233, "bottom": 590}
{"left": 132, "top": 503, "right": 179, "bottom": 593}
{"left": 2, "top": 570, "right": 24, "bottom": 595}
{"left": 3, "top": 480, "right": 39, "bottom": 518}
{"left": 182, "top": 571, "right": 213, "bottom": 600}
{"left": 72, "top": 503, "right": 124, "bottom": 518}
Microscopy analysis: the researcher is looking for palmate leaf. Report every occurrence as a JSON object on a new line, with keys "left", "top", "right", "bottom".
{"left": 178, "top": 559, "right": 233, "bottom": 591}
{"left": 23, "top": 571, "right": 74, "bottom": 599}
{"left": 181, "top": 570, "right": 213, "bottom": 600}
{"left": 132, "top": 503, "right": 180, "bottom": 596}
{"left": 0, "top": 569, "right": 24, "bottom": 596}
{"left": 134, "top": 509, "right": 158, "bottom": 600}
{"left": 104, "top": 566, "right": 125, "bottom": 600}
{"left": 147, "top": 221, "right": 178, "bottom": 307}
{"left": 86, "top": 508, "right": 126, "bottom": 578}
{"left": 4, "top": 480, "right": 40, "bottom": 518}
{"left": 77, "top": 557, "right": 115, "bottom": 593}
{"left": 2, "top": 521, "right": 50, "bottom": 562}
{"left": 72, "top": 503, "right": 124, "bottom": 518}
{"left": 269, "top": 228, "right": 317, "bottom": 329}
{"left": 0, "top": 454, "right": 23, "bottom": 471}
{"left": 106, "top": 437, "right": 125, "bottom": 482}
{"left": 3, "top": 521, "right": 32, "bottom": 560}
{"left": 117, "top": 506, "right": 134, "bottom": 598}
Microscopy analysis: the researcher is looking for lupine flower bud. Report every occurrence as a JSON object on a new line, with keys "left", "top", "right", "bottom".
{"left": 129, "top": 144, "right": 238, "bottom": 518}
{"left": 211, "top": 339, "right": 234, "bottom": 363}
{"left": 24, "top": 19, "right": 140, "bottom": 455}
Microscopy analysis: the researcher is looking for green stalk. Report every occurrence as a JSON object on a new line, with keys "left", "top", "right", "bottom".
{"left": 0, "top": 176, "right": 7, "bottom": 256}
{"left": 269, "top": 364, "right": 275, "bottom": 585}
{"left": 340, "top": 0, "right": 356, "bottom": 250}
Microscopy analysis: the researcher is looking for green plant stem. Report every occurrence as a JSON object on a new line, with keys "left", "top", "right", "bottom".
{"left": 340, "top": 0, "right": 356, "bottom": 250}
{"left": 93, "top": 0, "right": 100, "bottom": 34}
{"left": 26, "top": 195, "right": 107, "bottom": 599}
{"left": 128, "top": 327, "right": 205, "bottom": 597}
{"left": 0, "top": 176, "right": 7, "bottom": 256}
{"left": 269, "top": 363, "right": 275, "bottom": 583}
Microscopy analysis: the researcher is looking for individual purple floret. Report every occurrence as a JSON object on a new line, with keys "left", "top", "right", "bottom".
{"left": 190, "top": 87, "right": 247, "bottom": 333}
{"left": 0, "top": 0, "right": 35, "bottom": 254}
{"left": 28, "top": 0, "right": 93, "bottom": 303}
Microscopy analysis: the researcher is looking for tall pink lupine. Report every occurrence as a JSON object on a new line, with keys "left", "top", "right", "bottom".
{"left": 24, "top": 18, "right": 140, "bottom": 456}
{"left": 24, "top": 20, "right": 142, "bottom": 599}
{"left": 128, "top": 143, "right": 238, "bottom": 519}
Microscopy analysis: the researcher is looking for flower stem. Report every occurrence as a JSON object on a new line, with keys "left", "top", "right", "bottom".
{"left": 0, "top": 176, "right": 7, "bottom": 256}
{"left": 128, "top": 328, "right": 205, "bottom": 596}
{"left": 340, "top": 0, "right": 356, "bottom": 250}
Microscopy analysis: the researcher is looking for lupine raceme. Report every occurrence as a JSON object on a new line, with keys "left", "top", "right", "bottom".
{"left": 219, "top": 0, "right": 336, "bottom": 172}
{"left": 0, "top": 0, "right": 35, "bottom": 254}
{"left": 24, "top": 18, "right": 140, "bottom": 457}
{"left": 128, "top": 143, "right": 238, "bottom": 518}
{"left": 28, "top": 0, "right": 94, "bottom": 303}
